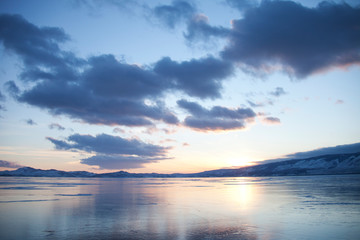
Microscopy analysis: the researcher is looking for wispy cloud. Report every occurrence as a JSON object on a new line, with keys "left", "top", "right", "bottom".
{"left": 262, "top": 116, "right": 281, "bottom": 125}
{"left": 25, "top": 119, "right": 37, "bottom": 125}
{"left": 335, "top": 99, "right": 344, "bottom": 105}
{"left": 0, "top": 160, "right": 23, "bottom": 169}
{"left": 49, "top": 123, "right": 65, "bottom": 131}
{"left": 184, "top": 14, "right": 230, "bottom": 43}
{"left": 247, "top": 100, "right": 273, "bottom": 108}
{"left": 269, "top": 87, "right": 287, "bottom": 97}
{"left": 152, "top": 0, "right": 196, "bottom": 29}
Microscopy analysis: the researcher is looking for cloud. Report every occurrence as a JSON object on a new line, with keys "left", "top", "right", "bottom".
{"left": 49, "top": 123, "right": 65, "bottom": 131}
{"left": 25, "top": 119, "right": 37, "bottom": 125}
{"left": 113, "top": 127, "right": 126, "bottom": 134}
{"left": 247, "top": 98, "right": 274, "bottom": 108}
{"left": 177, "top": 99, "right": 256, "bottom": 131}
{"left": 0, "top": 14, "right": 83, "bottom": 82}
{"left": 154, "top": 56, "right": 234, "bottom": 99}
{"left": 47, "top": 133, "right": 169, "bottom": 156}
{"left": 222, "top": 1, "right": 360, "bottom": 78}
{"left": 83, "top": 54, "right": 169, "bottom": 100}
{"left": 4, "top": 81, "right": 20, "bottom": 98}
{"left": 335, "top": 99, "right": 344, "bottom": 105}
{"left": 81, "top": 155, "right": 169, "bottom": 169}
{"left": 47, "top": 134, "right": 171, "bottom": 169}
{"left": 152, "top": 0, "right": 196, "bottom": 29}
{"left": 269, "top": 87, "right": 287, "bottom": 97}
{"left": 1, "top": 15, "right": 238, "bottom": 127}
{"left": 153, "top": 1, "right": 229, "bottom": 45}
{"left": 0, "top": 90, "right": 5, "bottom": 101}
{"left": 19, "top": 75, "right": 179, "bottom": 126}
{"left": 248, "top": 100, "right": 264, "bottom": 108}
{"left": 0, "top": 160, "right": 23, "bottom": 169}
{"left": 184, "top": 14, "right": 230, "bottom": 42}
{"left": 47, "top": 133, "right": 171, "bottom": 169}
{"left": 0, "top": 90, "right": 5, "bottom": 113}
{"left": 262, "top": 116, "right": 281, "bottom": 125}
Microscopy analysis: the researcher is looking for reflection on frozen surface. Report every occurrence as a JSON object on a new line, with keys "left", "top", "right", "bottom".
{"left": 0, "top": 175, "right": 359, "bottom": 239}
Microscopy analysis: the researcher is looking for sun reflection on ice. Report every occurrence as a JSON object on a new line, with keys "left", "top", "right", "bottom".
{"left": 227, "top": 179, "right": 256, "bottom": 212}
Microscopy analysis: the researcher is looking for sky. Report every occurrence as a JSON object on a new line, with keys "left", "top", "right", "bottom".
{"left": 0, "top": 0, "right": 359, "bottom": 173}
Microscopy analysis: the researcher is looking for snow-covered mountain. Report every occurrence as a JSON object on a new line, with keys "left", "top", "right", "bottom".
{"left": 192, "top": 152, "right": 360, "bottom": 177}
{"left": 0, "top": 167, "right": 96, "bottom": 177}
{"left": 1, "top": 152, "right": 359, "bottom": 178}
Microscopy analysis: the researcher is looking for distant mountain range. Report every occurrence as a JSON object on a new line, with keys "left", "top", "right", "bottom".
{"left": 1, "top": 152, "right": 360, "bottom": 178}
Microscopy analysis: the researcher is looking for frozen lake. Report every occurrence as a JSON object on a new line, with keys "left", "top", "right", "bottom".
{"left": 0, "top": 175, "right": 359, "bottom": 240}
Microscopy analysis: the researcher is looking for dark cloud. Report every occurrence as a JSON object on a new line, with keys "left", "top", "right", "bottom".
{"left": 18, "top": 53, "right": 231, "bottom": 126}
{"left": 49, "top": 123, "right": 65, "bottom": 131}
{"left": 0, "top": 160, "right": 23, "bottom": 169}
{"left": 1, "top": 15, "right": 238, "bottom": 127}
{"left": 25, "top": 119, "right": 37, "bottom": 125}
{"left": 0, "top": 14, "right": 83, "bottom": 82}
{"left": 19, "top": 73, "right": 179, "bottom": 126}
{"left": 47, "top": 133, "right": 169, "bottom": 157}
{"left": 184, "top": 14, "right": 230, "bottom": 42}
{"left": 183, "top": 117, "right": 247, "bottom": 131}
{"left": 0, "top": 90, "right": 5, "bottom": 101}
{"left": 4, "top": 81, "right": 20, "bottom": 98}
{"left": 222, "top": 1, "right": 360, "bottom": 78}
{"left": 47, "top": 133, "right": 171, "bottom": 170}
{"left": 269, "top": 87, "right": 287, "bottom": 97}
{"left": 153, "top": 0, "right": 196, "bottom": 29}
{"left": 83, "top": 54, "right": 169, "bottom": 99}
{"left": 154, "top": 56, "right": 233, "bottom": 99}
{"left": 177, "top": 99, "right": 256, "bottom": 131}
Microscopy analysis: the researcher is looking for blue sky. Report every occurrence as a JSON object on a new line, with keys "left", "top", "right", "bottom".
{"left": 0, "top": 0, "right": 359, "bottom": 173}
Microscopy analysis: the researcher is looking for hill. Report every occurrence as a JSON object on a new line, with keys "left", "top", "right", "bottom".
{"left": 1, "top": 152, "right": 359, "bottom": 178}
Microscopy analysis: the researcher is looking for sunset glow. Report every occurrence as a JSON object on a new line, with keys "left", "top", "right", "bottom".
{"left": 0, "top": 0, "right": 359, "bottom": 174}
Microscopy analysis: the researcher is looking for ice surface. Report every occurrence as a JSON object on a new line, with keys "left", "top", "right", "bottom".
{"left": 0, "top": 175, "right": 359, "bottom": 240}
